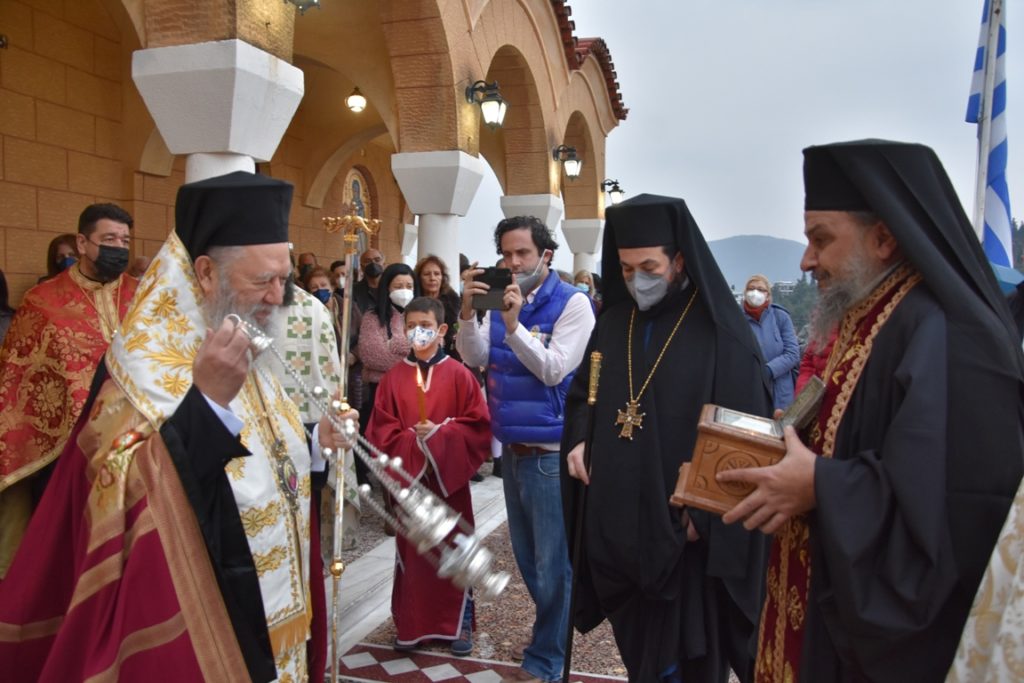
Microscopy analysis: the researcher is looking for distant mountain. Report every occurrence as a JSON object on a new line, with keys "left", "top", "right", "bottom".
{"left": 707, "top": 235, "right": 806, "bottom": 292}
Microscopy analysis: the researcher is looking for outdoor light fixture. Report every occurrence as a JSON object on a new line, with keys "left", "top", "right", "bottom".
{"left": 553, "top": 145, "right": 582, "bottom": 180}
{"left": 346, "top": 87, "right": 367, "bottom": 113}
{"left": 285, "top": 0, "right": 320, "bottom": 14}
{"left": 465, "top": 80, "right": 508, "bottom": 129}
{"left": 601, "top": 179, "right": 625, "bottom": 205}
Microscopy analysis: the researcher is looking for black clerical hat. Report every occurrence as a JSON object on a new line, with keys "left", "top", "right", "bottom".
{"left": 175, "top": 171, "right": 293, "bottom": 260}
{"left": 803, "top": 144, "right": 870, "bottom": 211}
{"left": 606, "top": 194, "right": 678, "bottom": 248}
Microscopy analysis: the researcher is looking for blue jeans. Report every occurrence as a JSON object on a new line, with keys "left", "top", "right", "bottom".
{"left": 502, "top": 448, "right": 572, "bottom": 682}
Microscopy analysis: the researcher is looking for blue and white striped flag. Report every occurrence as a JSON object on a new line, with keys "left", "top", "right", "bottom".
{"left": 967, "top": 0, "right": 1013, "bottom": 267}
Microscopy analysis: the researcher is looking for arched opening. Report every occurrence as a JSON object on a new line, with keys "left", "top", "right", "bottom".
{"left": 560, "top": 110, "right": 601, "bottom": 219}
{"left": 477, "top": 45, "right": 551, "bottom": 197}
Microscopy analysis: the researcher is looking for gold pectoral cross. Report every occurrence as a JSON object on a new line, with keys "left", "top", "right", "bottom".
{"left": 616, "top": 400, "right": 645, "bottom": 440}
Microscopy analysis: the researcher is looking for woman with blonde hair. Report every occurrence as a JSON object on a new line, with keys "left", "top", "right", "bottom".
{"left": 573, "top": 269, "right": 599, "bottom": 312}
{"left": 741, "top": 273, "right": 799, "bottom": 409}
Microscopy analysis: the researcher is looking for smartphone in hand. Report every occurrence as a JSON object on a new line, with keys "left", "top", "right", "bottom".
{"left": 472, "top": 267, "right": 513, "bottom": 310}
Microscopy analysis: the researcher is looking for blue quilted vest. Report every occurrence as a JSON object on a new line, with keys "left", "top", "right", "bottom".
{"left": 488, "top": 272, "right": 579, "bottom": 444}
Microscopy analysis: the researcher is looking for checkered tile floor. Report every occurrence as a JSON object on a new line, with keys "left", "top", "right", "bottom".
{"left": 336, "top": 643, "right": 626, "bottom": 683}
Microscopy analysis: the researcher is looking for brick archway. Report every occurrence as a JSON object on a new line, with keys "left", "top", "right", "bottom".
{"left": 560, "top": 110, "right": 601, "bottom": 220}
{"left": 477, "top": 45, "right": 550, "bottom": 196}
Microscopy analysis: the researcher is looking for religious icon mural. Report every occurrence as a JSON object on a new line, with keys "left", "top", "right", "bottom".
{"left": 344, "top": 168, "right": 374, "bottom": 253}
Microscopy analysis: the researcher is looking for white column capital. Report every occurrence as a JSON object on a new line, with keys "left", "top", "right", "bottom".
{"left": 391, "top": 151, "right": 485, "bottom": 216}
{"left": 132, "top": 40, "right": 304, "bottom": 166}
{"left": 400, "top": 223, "right": 418, "bottom": 262}
{"left": 499, "top": 194, "right": 564, "bottom": 232}
{"left": 561, "top": 218, "right": 604, "bottom": 255}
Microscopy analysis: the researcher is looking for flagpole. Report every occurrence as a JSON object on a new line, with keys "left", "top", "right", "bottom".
{"left": 973, "top": 0, "right": 1003, "bottom": 239}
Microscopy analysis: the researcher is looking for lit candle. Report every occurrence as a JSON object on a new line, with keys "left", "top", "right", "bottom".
{"left": 416, "top": 366, "right": 427, "bottom": 423}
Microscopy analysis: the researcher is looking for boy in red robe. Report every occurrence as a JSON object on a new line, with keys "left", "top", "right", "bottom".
{"left": 366, "top": 296, "right": 491, "bottom": 656}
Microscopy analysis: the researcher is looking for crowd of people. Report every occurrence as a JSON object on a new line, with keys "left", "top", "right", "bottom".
{"left": 0, "top": 138, "right": 1022, "bottom": 683}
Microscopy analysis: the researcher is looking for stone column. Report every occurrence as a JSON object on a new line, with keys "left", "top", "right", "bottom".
{"left": 562, "top": 218, "right": 604, "bottom": 274}
{"left": 132, "top": 40, "right": 304, "bottom": 183}
{"left": 499, "top": 194, "right": 564, "bottom": 232}
{"left": 400, "top": 223, "right": 418, "bottom": 266}
{"left": 391, "top": 151, "right": 485, "bottom": 276}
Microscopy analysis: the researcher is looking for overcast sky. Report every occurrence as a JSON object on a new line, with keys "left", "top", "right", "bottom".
{"left": 458, "top": 0, "right": 1021, "bottom": 274}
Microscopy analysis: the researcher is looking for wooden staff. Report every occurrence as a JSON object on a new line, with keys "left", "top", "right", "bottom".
{"left": 563, "top": 350, "right": 602, "bottom": 683}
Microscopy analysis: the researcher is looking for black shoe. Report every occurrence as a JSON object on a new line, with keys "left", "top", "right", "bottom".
{"left": 491, "top": 458, "right": 503, "bottom": 479}
{"left": 393, "top": 637, "right": 416, "bottom": 652}
{"left": 470, "top": 471, "right": 484, "bottom": 482}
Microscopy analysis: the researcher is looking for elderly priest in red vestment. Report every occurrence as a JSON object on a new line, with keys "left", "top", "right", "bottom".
{"left": 0, "top": 172, "right": 354, "bottom": 682}
{"left": 0, "top": 203, "right": 139, "bottom": 577}
{"left": 721, "top": 140, "right": 1024, "bottom": 682}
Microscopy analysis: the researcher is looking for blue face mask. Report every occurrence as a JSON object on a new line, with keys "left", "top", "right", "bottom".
{"left": 313, "top": 288, "right": 332, "bottom": 304}
{"left": 575, "top": 282, "right": 590, "bottom": 293}
{"left": 58, "top": 256, "right": 77, "bottom": 271}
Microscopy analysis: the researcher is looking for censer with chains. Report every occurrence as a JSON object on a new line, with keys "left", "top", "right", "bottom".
{"left": 239, "top": 213, "right": 510, "bottom": 682}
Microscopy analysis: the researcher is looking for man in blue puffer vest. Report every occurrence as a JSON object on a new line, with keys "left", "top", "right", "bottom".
{"left": 458, "top": 216, "right": 596, "bottom": 683}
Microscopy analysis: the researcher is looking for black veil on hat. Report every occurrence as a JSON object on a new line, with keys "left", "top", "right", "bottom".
{"left": 803, "top": 139, "right": 1024, "bottom": 583}
{"left": 175, "top": 171, "right": 293, "bottom": 261}
{"left": 601, "top": 193, "right": 758, "bottom": 355}
{"left": 802, "top": 140, "right": 1021, "bottom": 357}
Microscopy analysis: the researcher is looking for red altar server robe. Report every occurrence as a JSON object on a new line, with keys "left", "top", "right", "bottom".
{"left": 367, "top": 353, "right": 490, "bottom": 644}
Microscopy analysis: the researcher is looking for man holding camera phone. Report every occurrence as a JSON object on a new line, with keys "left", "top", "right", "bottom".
{"left": 457, "top": 215, "right": 595, "bottom": 683}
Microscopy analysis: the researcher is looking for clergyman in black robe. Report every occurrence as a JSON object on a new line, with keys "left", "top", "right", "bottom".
{"left": 722, "top": 140, "right": 1024, "bottom": 682}
{"left": 561, "top": 194, "right": 772, "bottom": 682}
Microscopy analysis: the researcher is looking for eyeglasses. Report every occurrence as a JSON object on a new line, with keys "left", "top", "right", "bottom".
{"left": 90, "top": 235, "right": 132, "bottom": 248}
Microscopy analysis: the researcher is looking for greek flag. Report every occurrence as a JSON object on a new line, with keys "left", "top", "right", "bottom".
{"left": 967, "top": 0, "right": 1013, "bottom": 267}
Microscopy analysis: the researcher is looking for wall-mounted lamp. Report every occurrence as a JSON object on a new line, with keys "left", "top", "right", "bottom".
{"left": 601, "top": 179, "right": 625, "bottom": 205}
{"left": 553, "top": 145, "right": 582, "bottom": 180}
{"left": 465, "top": 80, "right": 507, "bottom": 129}
{"left": 285, "top": 0, "right": 320, "bottom": 14}
{"left": 346, "top": 87, "right": 367, "bottom": 113}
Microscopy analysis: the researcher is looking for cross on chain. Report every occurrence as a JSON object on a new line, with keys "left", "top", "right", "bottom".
{"left": 616, "top": 400, "right": 645, "bottom": 440}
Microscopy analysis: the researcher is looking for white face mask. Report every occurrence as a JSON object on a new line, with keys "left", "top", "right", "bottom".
{"left": 406, "top": 326, "right": 438, "bottom": 350}
{"left": 514, "top": 250, "right": 550, "bottom": 294}
{"left": 625, "top": 270, "right": 671, "bottom": 311}
{"left": 745, "top": 289, "right": 768, "bottom": 307}
{"left": 389, "top": 288, "right": 414, "bottom": 308}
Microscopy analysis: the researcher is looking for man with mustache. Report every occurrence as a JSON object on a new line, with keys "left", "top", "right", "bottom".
{"left": 0, "top": 172, "right": 355, "bottom": 682}
{"left": 721, "top": 140, "right": 1024, "bottom": 682}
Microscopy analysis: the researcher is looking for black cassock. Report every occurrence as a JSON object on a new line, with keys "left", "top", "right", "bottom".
{"left": 562, "top": 283, "right": 771, "bottom": 683}
{"left": 799, "top": 284, "right": 1024, "bottom": 682}
{"left": 791, "top": 140, "right": 1024, "bottom": 682}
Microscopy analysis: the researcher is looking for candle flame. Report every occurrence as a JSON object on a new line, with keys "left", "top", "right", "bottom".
{"left": 416, "top": 366, "right": 424, "bottom": 389}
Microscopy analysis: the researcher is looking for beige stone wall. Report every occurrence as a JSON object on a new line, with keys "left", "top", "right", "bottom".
{"left": 0, "top": 0, "right": 134, "bottom": 304}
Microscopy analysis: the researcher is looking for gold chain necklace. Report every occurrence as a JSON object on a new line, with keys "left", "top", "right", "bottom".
{"left": 616, "top": 288, "right": 699, "bottom": 440}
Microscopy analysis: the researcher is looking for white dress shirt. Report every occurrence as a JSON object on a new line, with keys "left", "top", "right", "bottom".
{"left": 456, "top": 281, "right": 595, "bottom": 451}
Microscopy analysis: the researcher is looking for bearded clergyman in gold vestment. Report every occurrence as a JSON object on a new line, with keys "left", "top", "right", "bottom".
{"left": 0, "top": 172, "right": 354, "bottom": 682}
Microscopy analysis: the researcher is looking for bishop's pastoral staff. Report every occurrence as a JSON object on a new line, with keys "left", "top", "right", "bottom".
{"left": 0, "top": 172, "right": 357, "bottom": 683}
{"left": 720, "top": 140, "right": 1024, "bottom": 682}
{"left": 562, "top": 194, "right": 772, "bottom": 683}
